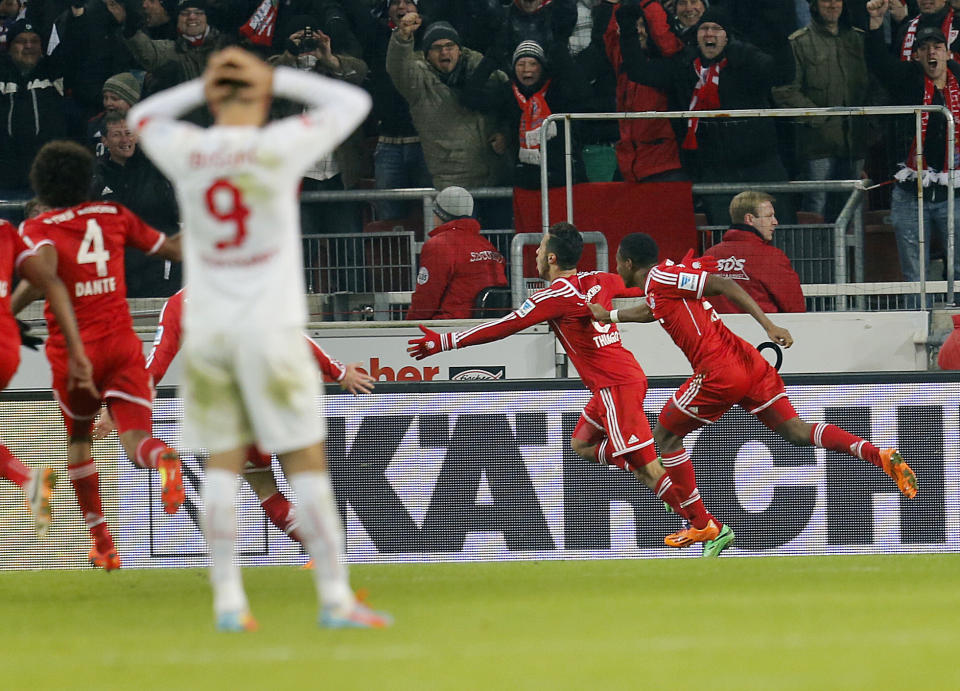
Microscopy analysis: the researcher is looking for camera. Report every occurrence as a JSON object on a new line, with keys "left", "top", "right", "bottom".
{"left": 300, "top": 27, "right": 319, "bottom": 53}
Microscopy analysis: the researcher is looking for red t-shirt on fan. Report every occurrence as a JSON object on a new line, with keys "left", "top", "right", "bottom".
{"left": 21, "top": 202, "right": 165, "bottom": 348}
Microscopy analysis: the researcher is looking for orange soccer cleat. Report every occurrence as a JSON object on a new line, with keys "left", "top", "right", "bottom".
{"left": 88, "top": 545, "right": 121, "bottom": 572}
{"left": 157, "top": 448, "right": 185, "bottom": 514}
{"left": 217, "top": 610, "right": 259, "bottom": 633}
{"left": 664, "top": 519, "right": 721, "bottom": 548}
{"left": 879, "top": 449, "right": 918, "bottom": 499}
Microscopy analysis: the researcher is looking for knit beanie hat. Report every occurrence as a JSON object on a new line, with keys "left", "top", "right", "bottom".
{"left": 422, "top": 21, "right": 461, "bottom": 53}
{"left": 177, "top": 0, "right": 207, "bottom": 12}
{"left": 6, "top": 19, "right": 41, "bottom": 46}
{"left": 161, "top": 0, "right": 178, "bottom": 17}
{"left": 512, "top": 40, "right": 546, "bottom": 67}
{"left": 697, "top": 7, "right": 730, "bottom": 32}
{"left": 434, "top": 186, "right": 473, "bottom": 221}
{"left": 102, "top": 72, "right": 142, "bottom": 106}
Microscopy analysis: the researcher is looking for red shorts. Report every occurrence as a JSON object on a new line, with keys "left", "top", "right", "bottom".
{"left": 48, "top": 330, "right": 152, "bottom": 437}
{"left": 659, "top": 355, "right": 798, "bottom": 436}
{"left": 573, "top": 382, "right": 656, "bottom": 461}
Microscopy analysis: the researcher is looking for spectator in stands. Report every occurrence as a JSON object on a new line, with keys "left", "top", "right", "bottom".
{"left": 619, "top": 7, "right": 796, "bottom": 224}
{"left": 239, "top": 0, "right": 363, "bottom": 57}
{"left": 610, "top": 2, "right": 684, "bottom": 182}
{"left": 406, "top": 186, "right": 508, "bottom": 320}
{"left": 889, "top": 0, "right": 960, "bottom": 61}
{"left": 703, "top": 190, "right": 806, "bottom": 313}
{"left": 937, "top": 313, "right": 960, "bottom": 368}
{"left": 106, "top": 0, "right": 232, "bottom": 84}
{"left": 358, "top": 0, "right": 433, "bottom": 221}
{"left": 387, "top": 14, "right": 511, "bottom": 218}
{"left": 91, "top": 111, "right": 182, "bottom": 298}
{"left": 569, "top": 0, "right": 599, "bottom": 57}
{"left": 497, "top": 0, "right": 578, "bottom": 63}
{"left": 417, "top": 0, "right": 504, "bottom": 54}
{"left": 668, "top": 0, "right": 708, "bottom": 47}
{"left": 141, "top": 0, "right": 178, "bottom": 40}
{"left": 462, "top": 40, "right": 591, "bottom": 189}
{"left": 0, "top": 1, "right": 24, "bottom": 50}
{"left": 87, "top": 72, "right": 141, "bottom": 158}
{"left": 0, "top": 20, "right": 67, "bottom": 197}
{"left": 773, "top": 0, "right": 872, "bottom": 221}
{"left": 866, "top": 3, "right": 960, "bottom": 287}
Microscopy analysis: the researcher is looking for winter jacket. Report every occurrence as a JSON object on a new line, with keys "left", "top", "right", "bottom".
{"left": 386, "top": 31, "right": 509, "bottom": 189}
{"left": 703, "top": 225, "right": 806, "bottom": 314}
{"left": 608, "top": 4, "right": 681, "bottom": 181}
{"left": 122, "top": 26, "right": 233, "bottom": 82}
{"left": 406, "top": 217, "right": 507, "bottom": 320}
{"left": 91, "top": 149, "right": 182, "bottom": 298}
{"left": 500, "top": 0, "right": 578, "bottom": 59}
{"left": 772, "top": 19, "right": 871, "bottom": 160}
{"left": 0, "top": 51, "right": 67, "bottom": 189}
{"left": 620, "top": 37, "right": 793, "bottom": 171}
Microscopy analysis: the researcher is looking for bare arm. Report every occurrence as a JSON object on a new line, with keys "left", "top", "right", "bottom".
{"left": 588, "top": 301, "right": 656, "bottom": 324}
{"left": 155, "top": 233, "right": 182, "bottom": 262}
{"left": 10, "top": 279, "right": 45, "bottom": 315}
{"left": 704, "top": 274, "right": 793, "bottom": 347}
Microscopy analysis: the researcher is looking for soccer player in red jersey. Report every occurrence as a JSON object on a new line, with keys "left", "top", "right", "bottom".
{"left": 93, "top": 288, "right": 375, "bottom": 557}
{"left": 14, "top": 140, "right": 186, "bottom": 571}
{"left": 0, "top": 217, "right": 96, "bottom": 537}
{"left": 408, "top": 222, "right": 725, "bottom": 541}
{"left": 589, "top": 232, "right": 918, "bottom": 555}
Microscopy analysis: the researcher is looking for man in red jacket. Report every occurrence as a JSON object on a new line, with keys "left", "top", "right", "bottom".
{"left": 406, "top": 186, "right": 508, "bottom": 320}
{"left": 703, "top": 190, "right": 806, "bottom": 313}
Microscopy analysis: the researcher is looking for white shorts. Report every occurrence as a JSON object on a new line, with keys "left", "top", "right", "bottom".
{"left": 181, "top": 327, "right": 325, "bottom": 455}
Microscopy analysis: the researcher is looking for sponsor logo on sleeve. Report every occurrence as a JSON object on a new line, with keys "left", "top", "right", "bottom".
{"left": 678, "top": 272, "right": 700, "bottom": 292}
{"left": 449, "top": 366, "right": 506, "bottom": 381}
{"left": 517, "top": 299, "right": 535, "bottom": 316}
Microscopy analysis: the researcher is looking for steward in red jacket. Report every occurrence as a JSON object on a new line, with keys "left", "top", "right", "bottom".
{"left": 406, "top": 186, "right": 508, "bottom": 320}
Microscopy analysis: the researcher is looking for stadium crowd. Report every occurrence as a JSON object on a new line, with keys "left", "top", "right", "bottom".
{"left": 0, "top": 0, "right": 957, "bottom": 297}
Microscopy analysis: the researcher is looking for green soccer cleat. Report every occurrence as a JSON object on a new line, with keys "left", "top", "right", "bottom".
{"left": 702, "top": 523, "right": 735, "bottom": 558}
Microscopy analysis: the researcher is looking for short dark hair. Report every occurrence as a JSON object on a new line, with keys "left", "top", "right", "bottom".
{"left": 103, "top": 110, "right": 127, "bottom": 130}
{"left": 30, "top": 140, "right": 94, "bottom": 208}
{"left": 546, "top": 222, "right": 583, "bottom": 269}
{"left": 618, "top": 233, "right": 659, "bottom": 268}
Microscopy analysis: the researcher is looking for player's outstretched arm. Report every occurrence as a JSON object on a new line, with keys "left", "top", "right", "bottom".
{"left": 705, "top": 274, "right": 793, "bottom": 347}
{"left": 588, "top": 301, "right": 655, "bottom": 324}
{"left": 339, "top": 364, "right": 375, "bottom": 394}
{"left": 19, "top": 247, "right": 99, "bottom": 396}
{"left": 156, "top": 233, "right": 182, "bottom": 262}
{"left": 407, "top": 324, "right": 452, "bottom": 360}
{"left": 10, "top": 279, "right": 45, "bottom": 315}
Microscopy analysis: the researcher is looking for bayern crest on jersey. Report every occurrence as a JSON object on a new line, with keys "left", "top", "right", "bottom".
{"left": 417, "top": 266, "right": 429, "bottom": 285}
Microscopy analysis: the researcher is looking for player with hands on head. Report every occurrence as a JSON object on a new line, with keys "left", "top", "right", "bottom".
{"left": 409, "top": 222, "right": 730, "bottom": 554}
{"left": 128, "top": 46, "right": 389, "bottom": 631}
{"left": 0, "top": 213, "right": 96, "bottom": 539}
{"left": 588, "top": 233, "right": 919, "bottom": 541}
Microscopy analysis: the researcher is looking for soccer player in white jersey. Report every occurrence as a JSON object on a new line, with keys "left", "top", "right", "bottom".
{"left": 127, "top": 47, "right": 390, "bottom": 631}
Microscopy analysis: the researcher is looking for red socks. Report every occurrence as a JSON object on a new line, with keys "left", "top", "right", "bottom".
{"left": 260, "top": 492, "right": 303, "bottom": 545}
{"left": 661, "top": 449, "right": 714, "bottom": 530}
{"left": 134, "top": 437, "right": 168, "bottom": 469}
{"left": 68, "top": 459, "right": 112, "bottom": 552}
{"left": 0, "top": 445, "right": 31, "bottom": 487}
{"left": 811, "top": 423, "right": 882, "bottom": 468}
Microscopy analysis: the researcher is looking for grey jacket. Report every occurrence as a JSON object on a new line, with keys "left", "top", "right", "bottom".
{"left": 773, "top": 20, "right": 871, "bottom": 160}
{"left": 386, "top": 31, "right": 509, "bottom": 189}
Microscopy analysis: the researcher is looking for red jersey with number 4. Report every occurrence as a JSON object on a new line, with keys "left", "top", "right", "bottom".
{"left": 145, "top": 288, "right": 348, "bottom": 384}
{"left": 451, "top": 271, "right": 647, "bottom": 391}
{"left": 21, "top": 202, "right": 165, "bottom": 347}
{"left": 0, "top": 220, "right": 35, "bottom": 353}
{"left": 644, "top": 261, "right": 762, "bottom": 372}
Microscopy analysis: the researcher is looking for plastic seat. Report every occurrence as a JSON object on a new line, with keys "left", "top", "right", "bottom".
{"left": 473, "top": 286, "right": 513, "bottom": 318}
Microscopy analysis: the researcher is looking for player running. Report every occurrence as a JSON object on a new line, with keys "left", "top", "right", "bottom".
{"left": 14, "top": 140, "right": 185, "bottom": 571}
{"left": 588, "top": 232, "right": 917, "bottom": 553}
{"left": 408, "top": 222, "right": 727, "bottom": 550}
{"left": 128, "top": 47, "right": 390, "bottom": 631}
{"left": 93, "top": 288, "right": 375, "bottom": 562}
{"left": 0, "top": 217, "right": 96, "bottom": 537}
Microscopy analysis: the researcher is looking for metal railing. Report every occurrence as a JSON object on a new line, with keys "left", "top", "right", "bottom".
{"left": 508, "top": 231, "right": 609, "bottom": 306}
{"left": 539, "top": 105, "right": 957, "bottom": 306}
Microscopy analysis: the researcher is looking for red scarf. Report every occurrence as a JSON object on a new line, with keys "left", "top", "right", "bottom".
{"left": 240, "top": 0, "right": 279, "bottom": 47}
{"left": 682, "top": 57, "right": 726, "bottom": 150}
{"left": 182, "top": 26, "right": 210, "bottom": 47}
{"left": 512, "top": 80, "right": 553, "bottom": 164}
{"left": 900, "top": 9, "right": 958, "bottom": 61}
{"left": 901, "top": 69, "right": 960, "bottom": 183}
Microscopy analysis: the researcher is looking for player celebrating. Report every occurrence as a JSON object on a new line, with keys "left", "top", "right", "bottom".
{"left": 127, "top": 47, "right": 390, "bottom": 631}
{"left": 14, "top": 140, "right": 185, "bottom": 571}
{"left": 408, "top": 222, "right": 727, "bottom": 550}
{"left": 93, "top": 288, "right": 375, "bottom": 561}
{"left": 588, "top": 232, "right": 917, "bottom": 551}
{"left": 0, "top": 217, "right": 96, "bottom": 538}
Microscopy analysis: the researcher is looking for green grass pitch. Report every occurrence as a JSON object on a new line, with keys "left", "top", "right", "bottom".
{"left": 2, "top": 554, "right": 957, "bottom": 690}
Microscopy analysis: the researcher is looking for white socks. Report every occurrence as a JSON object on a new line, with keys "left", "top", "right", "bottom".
{"left": 203, "top": 469, "right": 248, "bottom": 616}
{"left": 289, "top": 471, "right": 354, "bottom": 613}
